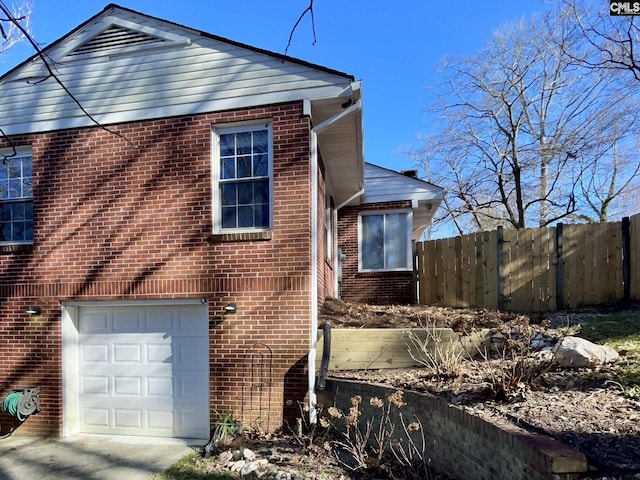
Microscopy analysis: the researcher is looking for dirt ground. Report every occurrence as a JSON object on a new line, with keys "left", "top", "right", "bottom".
{"left": 320, "top": 299, "right": 640, "bottom": 479}
{"left": 201, "top": 300, "right": 640, "bottom": 479}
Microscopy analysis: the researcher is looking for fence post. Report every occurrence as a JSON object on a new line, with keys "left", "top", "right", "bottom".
{"left": 555, "top": 223, "right": 564, "bottom": 310}
{"left": 411, "top": 239, "right": 418, "bottom": 304}
{"left": 622, "top": 217, "right": 631, "bottom": 303}
{"left": 496, "top": 226, "right": 504, "bottom": 310}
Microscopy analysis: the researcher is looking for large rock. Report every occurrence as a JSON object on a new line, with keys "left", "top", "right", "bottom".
{"left": 555, "top": 336, "right": 619, "bottom": 368}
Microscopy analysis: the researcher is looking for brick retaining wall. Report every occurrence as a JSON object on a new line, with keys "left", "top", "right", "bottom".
{"left": 318, "top": 379, "right": 587, "bottom": 480}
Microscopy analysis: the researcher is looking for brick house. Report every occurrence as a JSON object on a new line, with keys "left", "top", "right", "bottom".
{"left": 338, "top": 163, "right": 444, "bottom": 305}
{"left": 0, "top": 4, "right": 442, "bottom": 439}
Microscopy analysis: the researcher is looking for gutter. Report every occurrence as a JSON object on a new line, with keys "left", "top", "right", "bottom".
{"left": 336, "top": 187, "right": 365, "bottom": 211}
{"left": 308, "top": 95, "right": 362, "bottom": 425}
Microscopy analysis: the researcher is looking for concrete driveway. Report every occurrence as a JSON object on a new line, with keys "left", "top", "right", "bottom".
{"left": 0, "top": 435, "right": 202, "bottom": 480}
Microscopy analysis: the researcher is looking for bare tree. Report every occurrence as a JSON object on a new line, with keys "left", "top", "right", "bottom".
{"left": 561, "top": 0, "right": 640, "bottom": 80}
{"left": 417, "top": 4, "right": 640, "bottom": 236}
{"left": 573, "top": 132, "right": 640, "bottom": 222}
{"left": 0, "top": 1, "right": 31, "bottom": 157}
{"left": 0, "top": 1, "right": 30, "bottom": 54}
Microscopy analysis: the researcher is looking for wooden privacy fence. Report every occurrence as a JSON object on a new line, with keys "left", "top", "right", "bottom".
{"left": 416, "top": 213, "right": 640, "bottom": 312}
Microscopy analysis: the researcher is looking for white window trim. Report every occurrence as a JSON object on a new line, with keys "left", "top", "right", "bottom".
{"left": 0, "top": 146, "right": 34, "bottom": 245}
{"left": 358, "top": 209, "right": 413, "bottom": 272}
{"left": 325, "top": 194, "right": 333, "bottom": 260}
{"left": 211, "top": 121, "right": 273, "bottom": 233}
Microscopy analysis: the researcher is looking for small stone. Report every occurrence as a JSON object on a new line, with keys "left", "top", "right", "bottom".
{"left": 204, "top": 442, "right": 214, "bottom": 458}
{"left": 217, "top": 450, "right": 234, "bottom": 463}
{"left": 531, "top": 350, "right": 554, "bottom": 362}
{"left": 240, "top": 459, "right": 269, "bottom": 478}
{"left": 232, "top": 449, "right": 244, "bottom": 460}
{"left": 243, "top": 447, "right": 257, "bottom": 461}
{"left": 230, "top": 460, "right": 246, "bottom": 472}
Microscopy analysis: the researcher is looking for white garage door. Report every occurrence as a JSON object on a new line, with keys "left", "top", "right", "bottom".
{"left": 78, "top": 304, "right": 209, "bottom": 438}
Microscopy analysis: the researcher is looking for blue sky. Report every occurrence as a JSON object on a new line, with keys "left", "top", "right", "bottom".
{"left": 0, "top": 0, "right": 552, "bottom": 172}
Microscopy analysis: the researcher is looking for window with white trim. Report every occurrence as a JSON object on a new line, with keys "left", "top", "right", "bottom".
{"left": 359, "top": 210, "right": 412, "bottom": 271}
{"left": 325, "top": 194, "right": 333, "bottom": 259}
{"left": 213, "top": 123, "right": 272, "bottom": 232}
{"left": 0, "top": 150, "right": 33, "bottom": 244}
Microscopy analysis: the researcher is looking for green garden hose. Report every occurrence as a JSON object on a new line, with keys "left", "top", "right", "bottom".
{"left": 2, "top": 392, "right": 26, "bottom": 422}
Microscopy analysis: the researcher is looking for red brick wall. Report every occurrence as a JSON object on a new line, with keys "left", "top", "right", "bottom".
{"left": 320, "top": 380, "right": 588, "bottom": 480}
{"left": 316, "top": 159, "right": 336, "bottom": 303}
{"left": 338, "top": 201, "right": 415, "bottom": 305}
{"left": 0, "top": 102, "right": 314, "bottom": 436}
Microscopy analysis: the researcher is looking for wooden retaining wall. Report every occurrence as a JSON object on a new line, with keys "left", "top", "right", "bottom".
{"left": 315, "top": 328, "right": 491, "bottom": 370}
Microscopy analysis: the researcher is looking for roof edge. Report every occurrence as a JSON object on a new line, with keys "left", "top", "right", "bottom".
{"left": 365, "top": 162, "right": 444, "bottom": 192}
{"left": 1, "top": 3, "right": 356, "bottom": 83}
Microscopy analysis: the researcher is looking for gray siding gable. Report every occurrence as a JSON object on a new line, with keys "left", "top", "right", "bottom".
{"left": 0, "top": 4, "right": 356, "bottom": 136}
{"left": 363, "top": 163, "right": 443, "bottom": 204}
{"left": 362, "top": 163, "right": 444, "bottom": 240}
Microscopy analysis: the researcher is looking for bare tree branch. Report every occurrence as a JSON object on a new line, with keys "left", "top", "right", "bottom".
{"left": 0, "top": 127, "right": 17, "bottom": 161}
{"left": 0, "top": 0, "right": 29, "bottom": 53}
{"left": 285, "top": 0, "right": 316, "bottom": 56}
{"left": 414, "top": 4, "right": 640, "bottom": 236}
{"left": 0, "top": 1, "right": 134, "bottom": 148}
{"left": 561, "top": 0, "right": 640, "bottom": 81}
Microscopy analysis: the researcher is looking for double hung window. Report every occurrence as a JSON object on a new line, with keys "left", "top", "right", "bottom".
{"left": 0, "top": 151, "right": 33, "bottom": 244}
{"left": 214, "top": 123, "right": 272, "bottom": 232}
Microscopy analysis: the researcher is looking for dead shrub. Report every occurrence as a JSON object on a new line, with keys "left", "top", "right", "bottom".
{"left": 406, "top": 324, "right": 469, "bottom": 379}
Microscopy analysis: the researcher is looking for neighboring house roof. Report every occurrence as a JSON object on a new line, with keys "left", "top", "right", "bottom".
{"left": 360, "top": 162, "right": 444, "bottom": 240}
{"left": 0, "top": 3, "right": 364, "bottom": 205}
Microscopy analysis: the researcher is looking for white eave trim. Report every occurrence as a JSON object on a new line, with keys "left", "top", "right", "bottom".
{"left": 0, "top": 84, "right": 351, "bottom": 137}
{"left": 313, "top": 98, "right": 362, "bottom": 135}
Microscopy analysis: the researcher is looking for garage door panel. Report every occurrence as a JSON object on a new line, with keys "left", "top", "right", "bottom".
{"left": 113, "top": 311, "right": 143, "bottom": 332}
{"left": 147, "top": 342, "right": 172, "bottom": 363}
{"left": 113, "top": 343, "right": 143, "bottom": 363}
{"left": 115, "top": 409, "right": 143, "bottom": 428}
{"left": 142, "top": 310, "right": 176, "bottom": 332}
{"left": 179, "top": 410, "right": 208, "bottom": 436}
{"left": 81, "top": 344, "right": 110, "bottom": 363}
{"left": 79, "top": 311, "right": 110, "bottom": 333}
{"left": 175, "top": 372, "right": 208, "bottom": 402}
{"left": 82, "top": 408, "right": 110, "bottom": 428}
{"left": 78, "top": 304, "right": 209, "bottom": 438}
{"left": 82, "top": 376, "right": 109, "bottom": 395}
{"left": 147, "top": 376, "right": 173, "bottom": 397}
{"left": 147, "top": 410, "right": 174, "bottom": 430}
{"left": 114, "top": 376, "right": 143, "bottom": 396}
{"left": 171, "top": 337, "right": 208, "bottom": 371}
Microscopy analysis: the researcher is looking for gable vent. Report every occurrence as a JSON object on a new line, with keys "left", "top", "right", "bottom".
{"left": 69, "top": 25, "right": 165, "bottom": 56}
